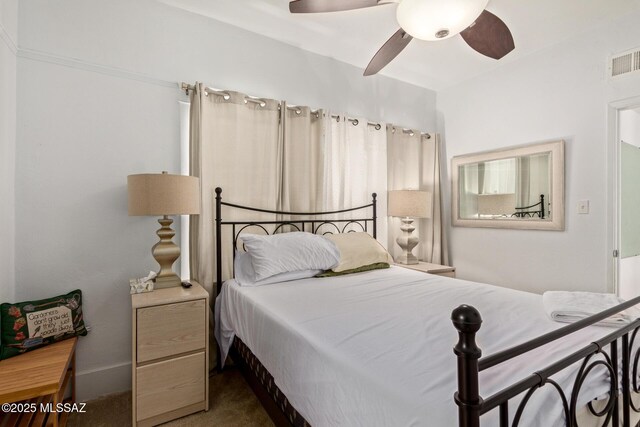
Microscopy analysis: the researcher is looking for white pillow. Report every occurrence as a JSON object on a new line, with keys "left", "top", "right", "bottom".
{"left": 234, "top": 252, "right": 321, "bottom": 287}
{"left": 324, "top": 232, "right": 393, "bottom": 272}
{"left": 234, "top": 251, "right": 256, "bottom": 284}
{"left": 241, "top": 232, "right": 340, "bottom": 281}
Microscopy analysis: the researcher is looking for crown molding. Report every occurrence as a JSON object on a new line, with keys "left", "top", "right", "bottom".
{"left": 0, "top": 21, "right": 17, "bottom": 55}
{"left": 18, "top": 47, "right": 178, "bottom": 89}
{"left": 2, "top": 19, "right": 178, "bottom": 90}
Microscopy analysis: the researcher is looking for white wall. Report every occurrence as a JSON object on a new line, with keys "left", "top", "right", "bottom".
{"left": 15, "top": 0, "right": 437, "bottom": 401}
{"left": 438, "top": 10, "right": 640, "bottom": 295}
{"left": 0, "top": 0, "right": 17, "bottom": 303}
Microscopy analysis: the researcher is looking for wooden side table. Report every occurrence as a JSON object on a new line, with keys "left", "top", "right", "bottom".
{"left": 131, "top": 281, "right": 209, "bottom": 427}
{"left": 0, "top": 337, "right": 77, "bottom": 427}
{"left": 394, "top": 261, "right": 456, "bottom": 278}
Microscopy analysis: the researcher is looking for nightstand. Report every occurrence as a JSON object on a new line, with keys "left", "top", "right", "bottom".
{"left": 131, "top": 281, "right": 209, "bottom": 426}
{"left": 394, "top": 262, "right": 456, "bottom": 278}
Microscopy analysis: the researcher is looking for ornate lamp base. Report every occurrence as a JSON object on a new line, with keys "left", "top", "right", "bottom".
{"left": 395, "top": 217, "right": 419, "bottom": 265}
{"left": 151, "top": 216, "right": 181, "bottom": 289}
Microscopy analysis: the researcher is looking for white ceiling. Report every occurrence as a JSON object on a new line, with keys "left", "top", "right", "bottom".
{"left": 158, "top": 0, "right": 640, "bottom": 90}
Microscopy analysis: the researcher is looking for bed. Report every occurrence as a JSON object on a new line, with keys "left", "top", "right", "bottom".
{"left": 213, "top": 187, "right": 640, "bottom": 427}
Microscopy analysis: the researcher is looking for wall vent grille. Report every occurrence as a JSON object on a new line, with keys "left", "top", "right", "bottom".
{"left": 611, "top": 48, "right": 640, "bottom": 78}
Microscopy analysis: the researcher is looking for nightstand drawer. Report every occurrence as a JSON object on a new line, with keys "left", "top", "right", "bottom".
{"left": 136, "top": 351, "right": 206, "bottom": 421}
{"left": 136, "top": 299, "right": 206, "bottom": 363}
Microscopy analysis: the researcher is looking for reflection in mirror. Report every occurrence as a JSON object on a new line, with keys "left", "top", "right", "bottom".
{"left": 458, "top": 153, "right": 550, "bottom": 220}
{"left": 451, "top": 140, "right": 564, "bottom": 231}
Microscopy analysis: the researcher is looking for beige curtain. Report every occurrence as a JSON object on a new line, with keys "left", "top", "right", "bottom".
{"left": 387, "top": 127, "right": 449, "bottom": 265}
{"left": 323, "top": 115, "right": 347, "bottom": 211}
{"left": 516, "top": 154, "right": 550, "bottom": 211}
{"left": 422, "top": 134, "right": 448, "bottom": 265}
{"left": 188, "top": 83, "right": 435, "bottom": 291}
{"left": 188, "top": 83, "right": 204, "bottom": 288}
{"left": 516, "top": 157, "right": 531, "bottom": 208}
{"left": 279, "top": 105, "right": 327, "bottom": 214}
{"left": 189, "top": 85, "right": 282, "bottom": 293}
{"left": 278, "top": 111, "right": 387, "bottom": 244}
{"left": 325, "top": 115, "right": 388, "bottom": 244}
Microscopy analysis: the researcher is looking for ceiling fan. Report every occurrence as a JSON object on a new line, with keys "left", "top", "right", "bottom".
{"left": 289, "top": 0, "right": 515, "bottom": 76}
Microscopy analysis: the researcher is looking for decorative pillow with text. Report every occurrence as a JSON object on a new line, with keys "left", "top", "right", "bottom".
{"left": 0, "top": 289, "right": 88, "bottom": 360}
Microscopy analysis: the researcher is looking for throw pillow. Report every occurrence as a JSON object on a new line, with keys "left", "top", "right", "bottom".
{"left": 0, "top": 289, "right": 88, "bottom": 360}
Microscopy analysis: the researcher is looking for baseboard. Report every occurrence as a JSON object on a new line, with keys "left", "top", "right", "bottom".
{"left": 76, "top": 361, "right": 131, "bottom": 402}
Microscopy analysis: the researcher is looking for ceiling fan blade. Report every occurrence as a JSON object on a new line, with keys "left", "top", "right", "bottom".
{"left": 289, "top": 0, "right": 382, "bottom": 14}
{"left": 460, "top": 10, "right": 515, "bottom": 60}
{"left": 364, "top": 29, "right": 413, "bottom": 76}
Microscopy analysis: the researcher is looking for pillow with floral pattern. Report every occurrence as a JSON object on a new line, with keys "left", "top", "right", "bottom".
{"left": 0, "top": 289, "right": 88, "bottom": 360}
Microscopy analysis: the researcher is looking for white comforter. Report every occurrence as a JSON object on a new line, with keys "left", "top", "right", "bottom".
{"left": 215, "top": 266, "right": 618, "bottom": 427}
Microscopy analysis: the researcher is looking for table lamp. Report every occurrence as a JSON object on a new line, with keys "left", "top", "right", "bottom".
{"left": 128, "top": 171, "right": 200, "bottom": 289}
{"left": 388, "top": 190, "right": 431, "bottom": 265}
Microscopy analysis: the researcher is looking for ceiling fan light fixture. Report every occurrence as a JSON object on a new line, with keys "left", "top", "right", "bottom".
{"left": 396, "top": 0, "right": 489, "bottom": 41}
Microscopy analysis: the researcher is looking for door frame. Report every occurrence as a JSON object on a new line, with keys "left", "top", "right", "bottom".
{"left": 607, "top": 96, "right": 640, "bottom": 295}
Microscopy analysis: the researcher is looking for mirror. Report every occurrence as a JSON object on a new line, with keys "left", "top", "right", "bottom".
{"left": 451, "top": 140, "right": 564, "bottom": 230}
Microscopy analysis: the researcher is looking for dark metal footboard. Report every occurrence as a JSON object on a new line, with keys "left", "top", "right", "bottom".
{"left": 452, "top": 296, "right": 640, "bottom": 427}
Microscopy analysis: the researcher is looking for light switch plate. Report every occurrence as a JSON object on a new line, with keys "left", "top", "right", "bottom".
{"left": 578, "top": 200, "right": 590, "bottom": 214}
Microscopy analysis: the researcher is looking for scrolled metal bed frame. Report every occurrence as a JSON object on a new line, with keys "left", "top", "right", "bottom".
{"left": 214, "top": 187, "right": 377, "bottom": 296}
{"left": 214, "top": 187, "right": 640, "bottom": 427}
{"left": 511, "top": 194, "right": 546, "bottom": 219}
{"left": 453, "top": 300, "right": 640, "bottom": 427}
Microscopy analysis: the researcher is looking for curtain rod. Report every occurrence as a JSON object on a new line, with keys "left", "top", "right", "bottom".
{"left": 329, "top": 114, "right": 382, "bottom": 131}
{"left": 180, "top": 82, "right": 430, "bottom": 137}
{"left": 391, "top": 126, "right": 432, "bottom": 139}
{"left": 181, "top": 82, "right": 269, "bottom": 107}
{"left": 282, "top": 107, "right": 382, "bottom": 130}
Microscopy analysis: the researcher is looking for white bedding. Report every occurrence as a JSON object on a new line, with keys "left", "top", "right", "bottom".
{"left": 215, "top": 266, "right": 620, "bottom": 427}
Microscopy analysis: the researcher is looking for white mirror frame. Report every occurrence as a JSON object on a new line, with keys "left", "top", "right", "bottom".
{"left": 451, "top": 140, "right": 565, "bottom": 231}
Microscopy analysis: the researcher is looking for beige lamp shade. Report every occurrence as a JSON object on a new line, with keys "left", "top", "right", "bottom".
{"left": 388, "top": 190, "right": 432, "bottom": 218}
{"left": 128, "top": 173, "right": 200, "bottom": 216}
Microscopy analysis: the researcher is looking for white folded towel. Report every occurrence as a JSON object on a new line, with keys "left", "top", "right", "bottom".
{"left": 542, "top": 291, "right": 635, "bottom": 327}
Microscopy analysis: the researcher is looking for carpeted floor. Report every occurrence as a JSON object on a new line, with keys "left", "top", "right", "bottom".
{"left": 68, "top": 366, "right": 274, "bottom": 427}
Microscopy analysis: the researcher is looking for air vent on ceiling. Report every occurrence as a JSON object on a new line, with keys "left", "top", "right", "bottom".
{"left": 610, "top": 48, "right": 640, "bottom": 78}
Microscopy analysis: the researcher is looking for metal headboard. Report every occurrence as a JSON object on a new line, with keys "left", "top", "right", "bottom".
{"left": 512, "top": 194, "right": 546, "bottom": 219}
{"left": 214, "top": 187, "right": 377, "bottom": 295}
